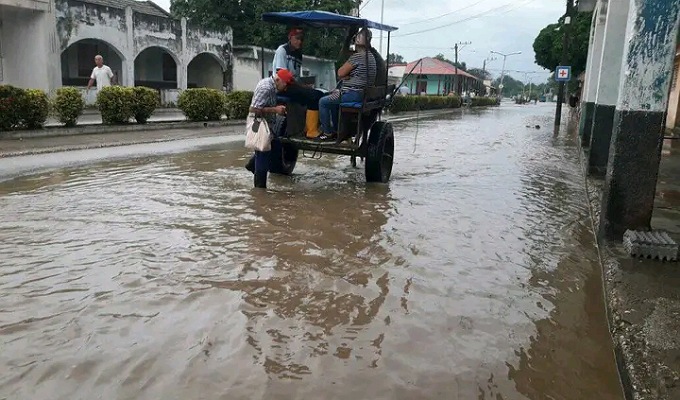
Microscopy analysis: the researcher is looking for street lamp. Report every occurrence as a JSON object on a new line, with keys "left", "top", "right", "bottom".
{"left": 490, "top": 50, "right": 521, "bottom": 99}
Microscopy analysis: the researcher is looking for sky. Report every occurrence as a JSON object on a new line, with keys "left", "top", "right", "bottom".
{"left": 153, "top": 0, "right": 566, "bottom": 83}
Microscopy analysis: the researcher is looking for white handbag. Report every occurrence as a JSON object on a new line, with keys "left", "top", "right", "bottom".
{"left": 245, "top": 114, "right": 272, "bottom": 152}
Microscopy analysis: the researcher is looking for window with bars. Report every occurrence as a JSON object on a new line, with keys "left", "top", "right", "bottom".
{"left": 672, "top": 61, "right": 679, "bottom": 92}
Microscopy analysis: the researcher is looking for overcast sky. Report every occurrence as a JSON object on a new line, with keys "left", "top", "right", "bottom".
{"left": 153, "top": 0, "right": 565, "bottom": 83}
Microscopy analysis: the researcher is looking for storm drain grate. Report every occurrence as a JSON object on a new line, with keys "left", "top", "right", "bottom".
{"left": 623, "top": 230, "right": 679, "bottom": 262}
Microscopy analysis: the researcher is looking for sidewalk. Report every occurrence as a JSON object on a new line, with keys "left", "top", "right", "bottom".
{"left": 577, "top": 117, "right": 680, "bottom": 399}
{"left": 44, "top": 108, "right": 188, "bottom": 127}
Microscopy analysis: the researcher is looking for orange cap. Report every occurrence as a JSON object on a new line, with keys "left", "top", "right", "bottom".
{"left": 276, "top": 69, "right": 295, "bottom": 85}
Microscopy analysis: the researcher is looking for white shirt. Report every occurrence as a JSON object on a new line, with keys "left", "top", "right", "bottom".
{"left": 90, "top": 65, "right": 114, "bottom": 90}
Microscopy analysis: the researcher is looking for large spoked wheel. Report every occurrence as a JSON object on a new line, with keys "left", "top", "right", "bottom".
{"left": 365, "top": 121, "right": 394, "bottom": 183}
{"left": 269, "top": 116, "right": 299, "bottom": 176}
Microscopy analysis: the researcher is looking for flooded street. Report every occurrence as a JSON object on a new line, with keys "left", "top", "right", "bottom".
{"left": 0, "top": 103, "right": 623, "bottom": 399}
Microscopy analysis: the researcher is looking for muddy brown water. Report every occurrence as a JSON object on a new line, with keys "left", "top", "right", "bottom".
{"left": 0, "top": 104, "right": 623, "bottom": 399}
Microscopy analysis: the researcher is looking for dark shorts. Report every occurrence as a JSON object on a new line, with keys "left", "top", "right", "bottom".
{"left": 282, "top": 83, "right": 326, "bottom": 111}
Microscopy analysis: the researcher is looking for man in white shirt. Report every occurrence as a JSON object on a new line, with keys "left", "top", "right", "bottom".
{"left": 87, "top": 55, "right": 115, "bottom": 90}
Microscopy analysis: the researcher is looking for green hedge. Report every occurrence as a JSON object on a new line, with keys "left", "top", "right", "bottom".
{"left": 0, "top": 85, "right": 25, "bottom": 131}
{"left": 178, "top": 88, "right": 226, "bottom": 121}
{"left": 225, "top": 90, "right": 253, "bottom": 120}
{"left": 132, "top": 86, "right": 159, "bottom": 124}
{"left": 0, "top": 85, "right": 52, "bottom": 131}
{"left": 97, "top": 86, "right": 134, "bottom": 125}
{"left": 471, "top": 97, "right": 499, "bottom": 107}
{"left": 20, "top": 89, "right": 50, "bottom": 129}
{"left": 388, "top": 95, "right": 462, "bottom": 113}
{"left": 53, "top": 87, "right": 85, "bottom": 128}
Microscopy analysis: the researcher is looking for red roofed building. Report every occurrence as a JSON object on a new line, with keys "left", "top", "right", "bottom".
{"left": 401, "top": 57, "right": 483, "bottom": 96}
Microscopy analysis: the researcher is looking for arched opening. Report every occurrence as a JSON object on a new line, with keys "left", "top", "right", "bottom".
{"left": 187, "top": 53, "right": 225, "bottom": 90}
{"left": 134, "top": 47, "right": 178, "bottom": 89}
{"left": 60, "top": 39, "right": 124, "bottom": 86}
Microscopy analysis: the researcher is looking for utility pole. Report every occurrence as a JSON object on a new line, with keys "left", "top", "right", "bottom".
{"left": 452, "top": 41, "right": 471, "bottom": 95}
{"left": 379, "top": 0, "right": 385, "bottom": 54}
{"left": 490, "top": 50, "right": 522, "bottom": 99}
{"left": 554, "top": 0, "right": 575, "bottom": 134}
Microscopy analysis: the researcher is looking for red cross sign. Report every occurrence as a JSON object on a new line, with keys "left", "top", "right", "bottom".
{"left": 555, "top": 66, "right": 572, "bottom": 82}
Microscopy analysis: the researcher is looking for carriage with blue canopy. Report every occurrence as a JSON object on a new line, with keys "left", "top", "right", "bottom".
{"left": 259, "top": 10, "right": 399, "bottom": 184}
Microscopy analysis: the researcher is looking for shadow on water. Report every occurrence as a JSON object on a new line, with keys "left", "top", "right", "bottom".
{"left": 0, "top": 103, "right": 623, "bottom": 400}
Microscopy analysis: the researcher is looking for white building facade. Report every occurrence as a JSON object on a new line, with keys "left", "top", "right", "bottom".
{"left": 0, "top": 0, "right": 232, "bottom": 105}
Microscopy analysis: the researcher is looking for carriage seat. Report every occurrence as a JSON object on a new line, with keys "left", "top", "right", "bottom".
{"left": 340, "top": 86, "right": 389, "bottom": 112}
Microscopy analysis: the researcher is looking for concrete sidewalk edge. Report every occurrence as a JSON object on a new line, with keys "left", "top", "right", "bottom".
{"left": 1, "top": 119, "right": 243, "bottom": 140}
{"left": 576, "top": 129, "right": 676, "bottom": 400}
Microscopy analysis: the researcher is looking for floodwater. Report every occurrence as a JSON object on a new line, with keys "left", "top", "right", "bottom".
{"left": 0, "top": 104, "right": 624, "bottom": 400}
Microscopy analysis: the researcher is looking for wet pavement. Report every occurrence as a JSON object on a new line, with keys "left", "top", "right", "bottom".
{"left": 581, "top": 134, "right": 680, "bottom": 400}
{"left": 0, "top": 103, "right": 624, "bottom": 400}
{"left": 44, "top": 108, "right": 189, "bottom": 127}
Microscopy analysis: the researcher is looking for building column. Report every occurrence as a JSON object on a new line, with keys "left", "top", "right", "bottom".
{"left": 587, "top": 0, "right": 629, "bottom": 175}
{"left": 125, "top": 7, "right": 135, "bottom": 86}
{"left": 579, "top": 5, "right": 606, "bottom": 147}
{"left": 599, "top": 0, "right": 680, "bottom": 240}
{"left": 178, "top": 17, "right": 188, "bottom": 90}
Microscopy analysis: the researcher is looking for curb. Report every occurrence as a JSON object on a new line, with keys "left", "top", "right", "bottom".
{"left": 0, "top": 128, "right": 244, "bottom": 158}
{"left": 1, "top": 119, "right": 243, "bottom": 140}
{"left": 575, "top": 127, "right": 661, "bottom": 400}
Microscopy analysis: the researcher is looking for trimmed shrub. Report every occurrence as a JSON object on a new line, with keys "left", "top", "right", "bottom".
{"left": 388, "top": 94, "right": 462, "bottom": 113}
{"left": 471, "top": 97, "right": 499, "bottom": 107}
{"left": 19, "top": 89, "right": 50, "bottom": 129}
{"left": 0, "top": 85, "right": 25, "bottom": 131}
{"left": 177, "top": 88, "right": 226, "bottom": 121}
{"left": 97, "top": 86, "right": 134, "bottom": 125}
{"left": 53, "top": 87, "right": 85, "bottom": 128}
{"left": 225, "top": 90, "right": 253, "bottom": 120}
{"left": 132, "top": 86, "right": 159, "bottom": 124}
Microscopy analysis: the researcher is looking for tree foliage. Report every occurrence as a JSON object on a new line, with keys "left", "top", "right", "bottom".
{"left": 533, "top": 11, "right": 592, "bottom": 78}
{"left": 466, "top": 68, "right": 490, "bottom": 80}
{"left": 171, "top": 0, "right": 361, "bottom": 61}
{"left": 433, "top": 53, "right": 466, "bottom": 71}
{"left": 388, "top": 53, "right": 405, "bottom": 64}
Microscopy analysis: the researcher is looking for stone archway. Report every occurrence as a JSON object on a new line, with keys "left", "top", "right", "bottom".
{"left": 134, "top": 46, "right": 180, "bottom": 89}
{"left": 187, "top": 52, "right": 226, "bottom": 90}
{"left": 60, "top": 39, "right": 125, "bottom": 86}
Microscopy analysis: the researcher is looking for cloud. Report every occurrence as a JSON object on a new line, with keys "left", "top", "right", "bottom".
{"left": 152, "top": 0, "right": 566, "bottom": 82}
{"left": 360, "top": 0, "right": 566, "bottom": 81}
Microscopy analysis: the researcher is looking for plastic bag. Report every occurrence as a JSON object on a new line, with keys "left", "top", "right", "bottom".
{"left": 245, "top": 114, "right": 272, "bottom": 152}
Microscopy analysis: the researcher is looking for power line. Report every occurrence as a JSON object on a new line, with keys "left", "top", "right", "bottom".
{"left": 393, "top": 2, "right": 517, "bottom": 38}
{"left": 393, "top": 0, "right": 539, "bottom": 38}
{"left": 360, "top": 0, "right": 374, "bottom": 11}
{"left": 398, "top": 0, "right": 489, "bottom": 26}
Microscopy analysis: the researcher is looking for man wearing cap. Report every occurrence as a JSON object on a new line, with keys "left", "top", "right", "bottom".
{"left": 246, "top": 68, "right": 295, "bottom": 188}
{"left": 272, "top": 27, "right": 325, "bottom": 138}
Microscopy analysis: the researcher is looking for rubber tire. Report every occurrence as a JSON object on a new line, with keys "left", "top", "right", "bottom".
{"left": 365, "top": 121, "right": 394, "bottom": 183}
{"left": 269, "top": 116, "right": 299, "bottom": 176}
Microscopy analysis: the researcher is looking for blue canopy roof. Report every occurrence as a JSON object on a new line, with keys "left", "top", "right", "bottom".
{"left": 261, "top": 11, "right": 398, "bottom": 32}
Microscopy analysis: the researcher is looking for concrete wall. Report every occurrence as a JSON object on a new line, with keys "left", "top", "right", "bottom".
{"left": 232, "top": 47, "right": 335, "bottom": 92}
{"left": 54, "top": 0, "right": 231, "bottom": 92}
{"left": 187, "top": 53, "right": 223, "bottom": 89}
{"left": 0, "top": 0, "right": 49, "bottom": 11}
{"left": 0, "top": 4, "right": 60, "bottom": 91}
